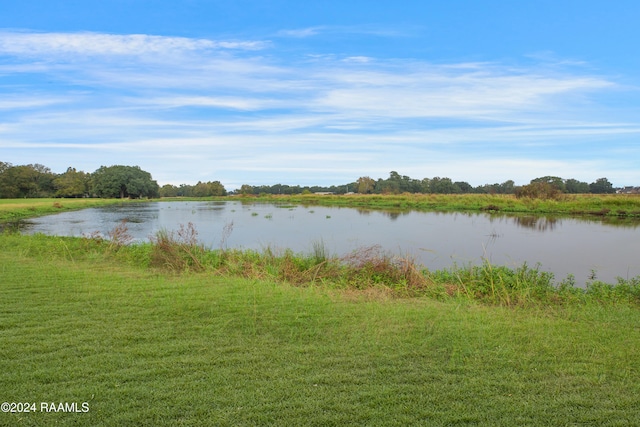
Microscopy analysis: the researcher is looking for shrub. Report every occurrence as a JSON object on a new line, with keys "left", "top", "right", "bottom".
{"left": 515, "top": 182, "right": 562, "bottom": 200}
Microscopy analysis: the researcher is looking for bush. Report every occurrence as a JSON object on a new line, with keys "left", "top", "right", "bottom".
{"left": 515, "top": 182, "right": 562, "bottom": 200}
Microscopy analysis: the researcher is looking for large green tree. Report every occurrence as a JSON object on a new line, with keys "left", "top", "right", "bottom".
{"left": 53, "top": 167, "right": 91, "bottom": 197}
{"left": 565, "top": 178, "right": 590, "bottom": 194}
{"left": 0, "top": 163, "right": 56, "bottom": 198}
{"left": 589, "top": 177, "right": 615, "bottom": 194}
{"left": 238, "top": 184, "right": 254, "bottom": 196}
{"left": 91, "top": 165, "right": 159, "bottom": 198}
{"left": 531, "top": 176, "right": 566, "bottom": 192}
{"left": 356, "top": 176, "right": 375, "bottom": 194}
{"left": 192, "top": 181, "right": 227, "bottom": 197}
{"left": 159, "top": 184, "right": 179, "bottom": 197}
{"left": 429, "top": 177, "right": 458, "bottom": 194}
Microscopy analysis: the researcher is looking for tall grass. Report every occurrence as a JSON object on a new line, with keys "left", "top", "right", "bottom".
{"left": 149, "top": 222, "right": 207, "bottom": 272}
{"left": 237, "top": 193, "right": 640, "bottom": 218}
{"left": 68, "top": 222, "right": 640, "bottom": 307}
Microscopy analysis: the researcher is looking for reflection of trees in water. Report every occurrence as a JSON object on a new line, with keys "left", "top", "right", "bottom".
{"left": 355, "top": 208, "right": 410, "bottom": 220}
{"left": 511, "top": 215, "right": 559, "bottom": 231}
{"left": 597, "top": 216, "right": 640, "bottom": 228}
{"left": 488, "top": 213, "right": 640, "bottom": 231}
{"left": 353, "top": 206, "right": 640, "bottom": 228}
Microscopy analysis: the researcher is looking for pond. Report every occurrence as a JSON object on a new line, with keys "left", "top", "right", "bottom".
{"left": 22, "top": 201, "right": 640, "bottom": 286}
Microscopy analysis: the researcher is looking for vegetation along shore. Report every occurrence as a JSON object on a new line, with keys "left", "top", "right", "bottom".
{"left": 229, "top": 192, "right": 640, "bottom": 218}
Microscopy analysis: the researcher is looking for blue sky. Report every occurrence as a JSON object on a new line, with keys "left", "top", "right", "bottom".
{"left": 1, "top": 0, "right": 639, "bottom": 189}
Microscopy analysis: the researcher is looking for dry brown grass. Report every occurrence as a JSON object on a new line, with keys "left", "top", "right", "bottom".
{"left": 340, "top": 245, "right": 429, "bottom": 291}
{"left": 150, "top": 222, "right": 206, "bottom": 272}
{"left": 107, "top": 220, "right": 134, "bottom": 248}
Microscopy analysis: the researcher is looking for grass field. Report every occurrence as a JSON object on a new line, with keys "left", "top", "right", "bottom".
{"left": 1, "top": 198, "right": 640, "bottom": 425}
{"left": 1, "top": 239, "right": 639, "bottom": 425}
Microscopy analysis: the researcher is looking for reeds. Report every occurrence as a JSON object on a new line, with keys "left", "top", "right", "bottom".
{"left": 106, "top": 219, "right": 134, "bottom": 249}
{"left": 149, "top": 222, "right": 206, "bottom": 271}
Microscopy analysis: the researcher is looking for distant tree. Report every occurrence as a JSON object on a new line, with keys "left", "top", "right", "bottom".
{"left": 0, "top": 161, "right": 11, "bottom": 174}
{"left": 53, "top": 167, "right": 90, "bottom": 197}
{"left": 500, "top": 180, "right": 515, "bottom": 194}
{"left": 376, "top": 179, "right": 399, "bottom": 194}
{"left": 0, "top": 166, "right": 26, "bottom": 198}
{"left": 420, "top": 178, "right": 431, "bottom": 193}
{"left": 402, "top": 175, "right": 422, "bottom": 193}
{"left": 238, "top": 184, "right": 254, "bottom": 196}
{"left": 565, "top": 178, "right": 590, "bottom": 194}
{"left": 454, "top": 181, "right": 473, "bottom": 193}
{"left": 375, "top": 172, "right": 403, "bottom": 194}
{"left": 159, "top": 184, "right": 179, "bottom": 197}
{"left": 92, "top": 165, "right": 159, "bottom": 198}
{"left": 356, "top": 176, "right": 375, "bottom": 194}
{"left": 429, "top": 177, "right": 457, "bottom": 194}
{"left": 480, "top": 180, "right": 515, "bottom": 194}
{"left": 0, "top": 164, "right": 56, "bottom": 198}
{"left": 177, "top": 184, "right": 193, "bottom": 197}
{"left": 531, "top": 176, "right": 566, "bottom": 193}
{"left": 192, "top": 181, "right": 226, "bottom": 197}
{"left": 589, "top": 177, "right": 615, "bottom": 194}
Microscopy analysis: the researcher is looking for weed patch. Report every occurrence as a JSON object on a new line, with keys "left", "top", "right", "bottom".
{"left": 107, "top": 219, "right": 134, "bottom": 248}
{"left": 150, "top": 222, "right": 206, "bottom": 272}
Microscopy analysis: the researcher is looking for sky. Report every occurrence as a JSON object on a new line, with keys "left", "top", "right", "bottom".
{"left": 1, "top": 0, "right": 639, "bottom": 190}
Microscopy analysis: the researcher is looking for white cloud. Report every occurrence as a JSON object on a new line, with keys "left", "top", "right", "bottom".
{"left": 277, "top": 27, "right": 324, "bottom": 38}
{"left": 0, "top": 31, "right": 266, "bottom": 57}
{"left": 1, "top": 30, "right": 638, "bottom": 187}
{"left": 0, "top": 96, "right": 70, "bottom": 110}
{"left": 312, "top": 66, "right": 614, "bottom": 121}
{"left": 342, "top": 56, "right": 373, "bottom": 63}
{"left": 130, "top": 96, "right": 283, "bottom": 111}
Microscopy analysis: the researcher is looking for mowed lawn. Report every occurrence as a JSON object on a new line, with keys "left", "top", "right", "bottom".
{"left": 1, "top": 235, "right": 640, "bottom": 426}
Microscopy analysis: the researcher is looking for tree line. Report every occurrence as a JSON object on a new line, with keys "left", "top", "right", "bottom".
{"left": 0, "top": 162, "right": 618, "bottom": 199}
{"left": 0, "top": 162, "right": 160, "bottom": 198}
{"left": 0, "top": 162, "right": 232, "bottom": 199}
{"left": 235, "top": 171, "right": 617, "bottom": 197}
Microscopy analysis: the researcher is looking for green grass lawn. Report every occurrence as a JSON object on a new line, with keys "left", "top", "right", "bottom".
{"left": 1, "top": 234, "right": 639, "bottom": 426}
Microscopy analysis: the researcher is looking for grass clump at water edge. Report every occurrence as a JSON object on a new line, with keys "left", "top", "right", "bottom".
{"left": 63, "top": 221, "right": 640, "bottom": 308}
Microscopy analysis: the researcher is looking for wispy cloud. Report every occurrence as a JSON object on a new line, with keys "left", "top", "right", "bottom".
{"left": 276, "top": 25, "right": 409, "bottom": 39}
{"left": 0, "top": 31, "right": 266, "bottom": 57}
{"left": 0, "top": 96, "right": 70, "bottom": 110}
{"left": 1, "top": 29, "right": 638, "bottom": 187}
{"left": 276, "top": 27, "right": 324, "bottom": 38}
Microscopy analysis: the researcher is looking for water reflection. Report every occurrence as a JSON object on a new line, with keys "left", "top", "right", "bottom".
{"left": 508, "top": 215, "right": 559, "bottom": 232}
{"left": 17, "top": 201, "right": 640, "bottom": 286}
{"left": 356, "top": 208, "right": 413, "bottom": 220}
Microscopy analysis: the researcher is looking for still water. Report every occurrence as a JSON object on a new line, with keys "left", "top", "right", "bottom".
{"left": 23, "top": 201, "right": 640, "bottom": 286}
